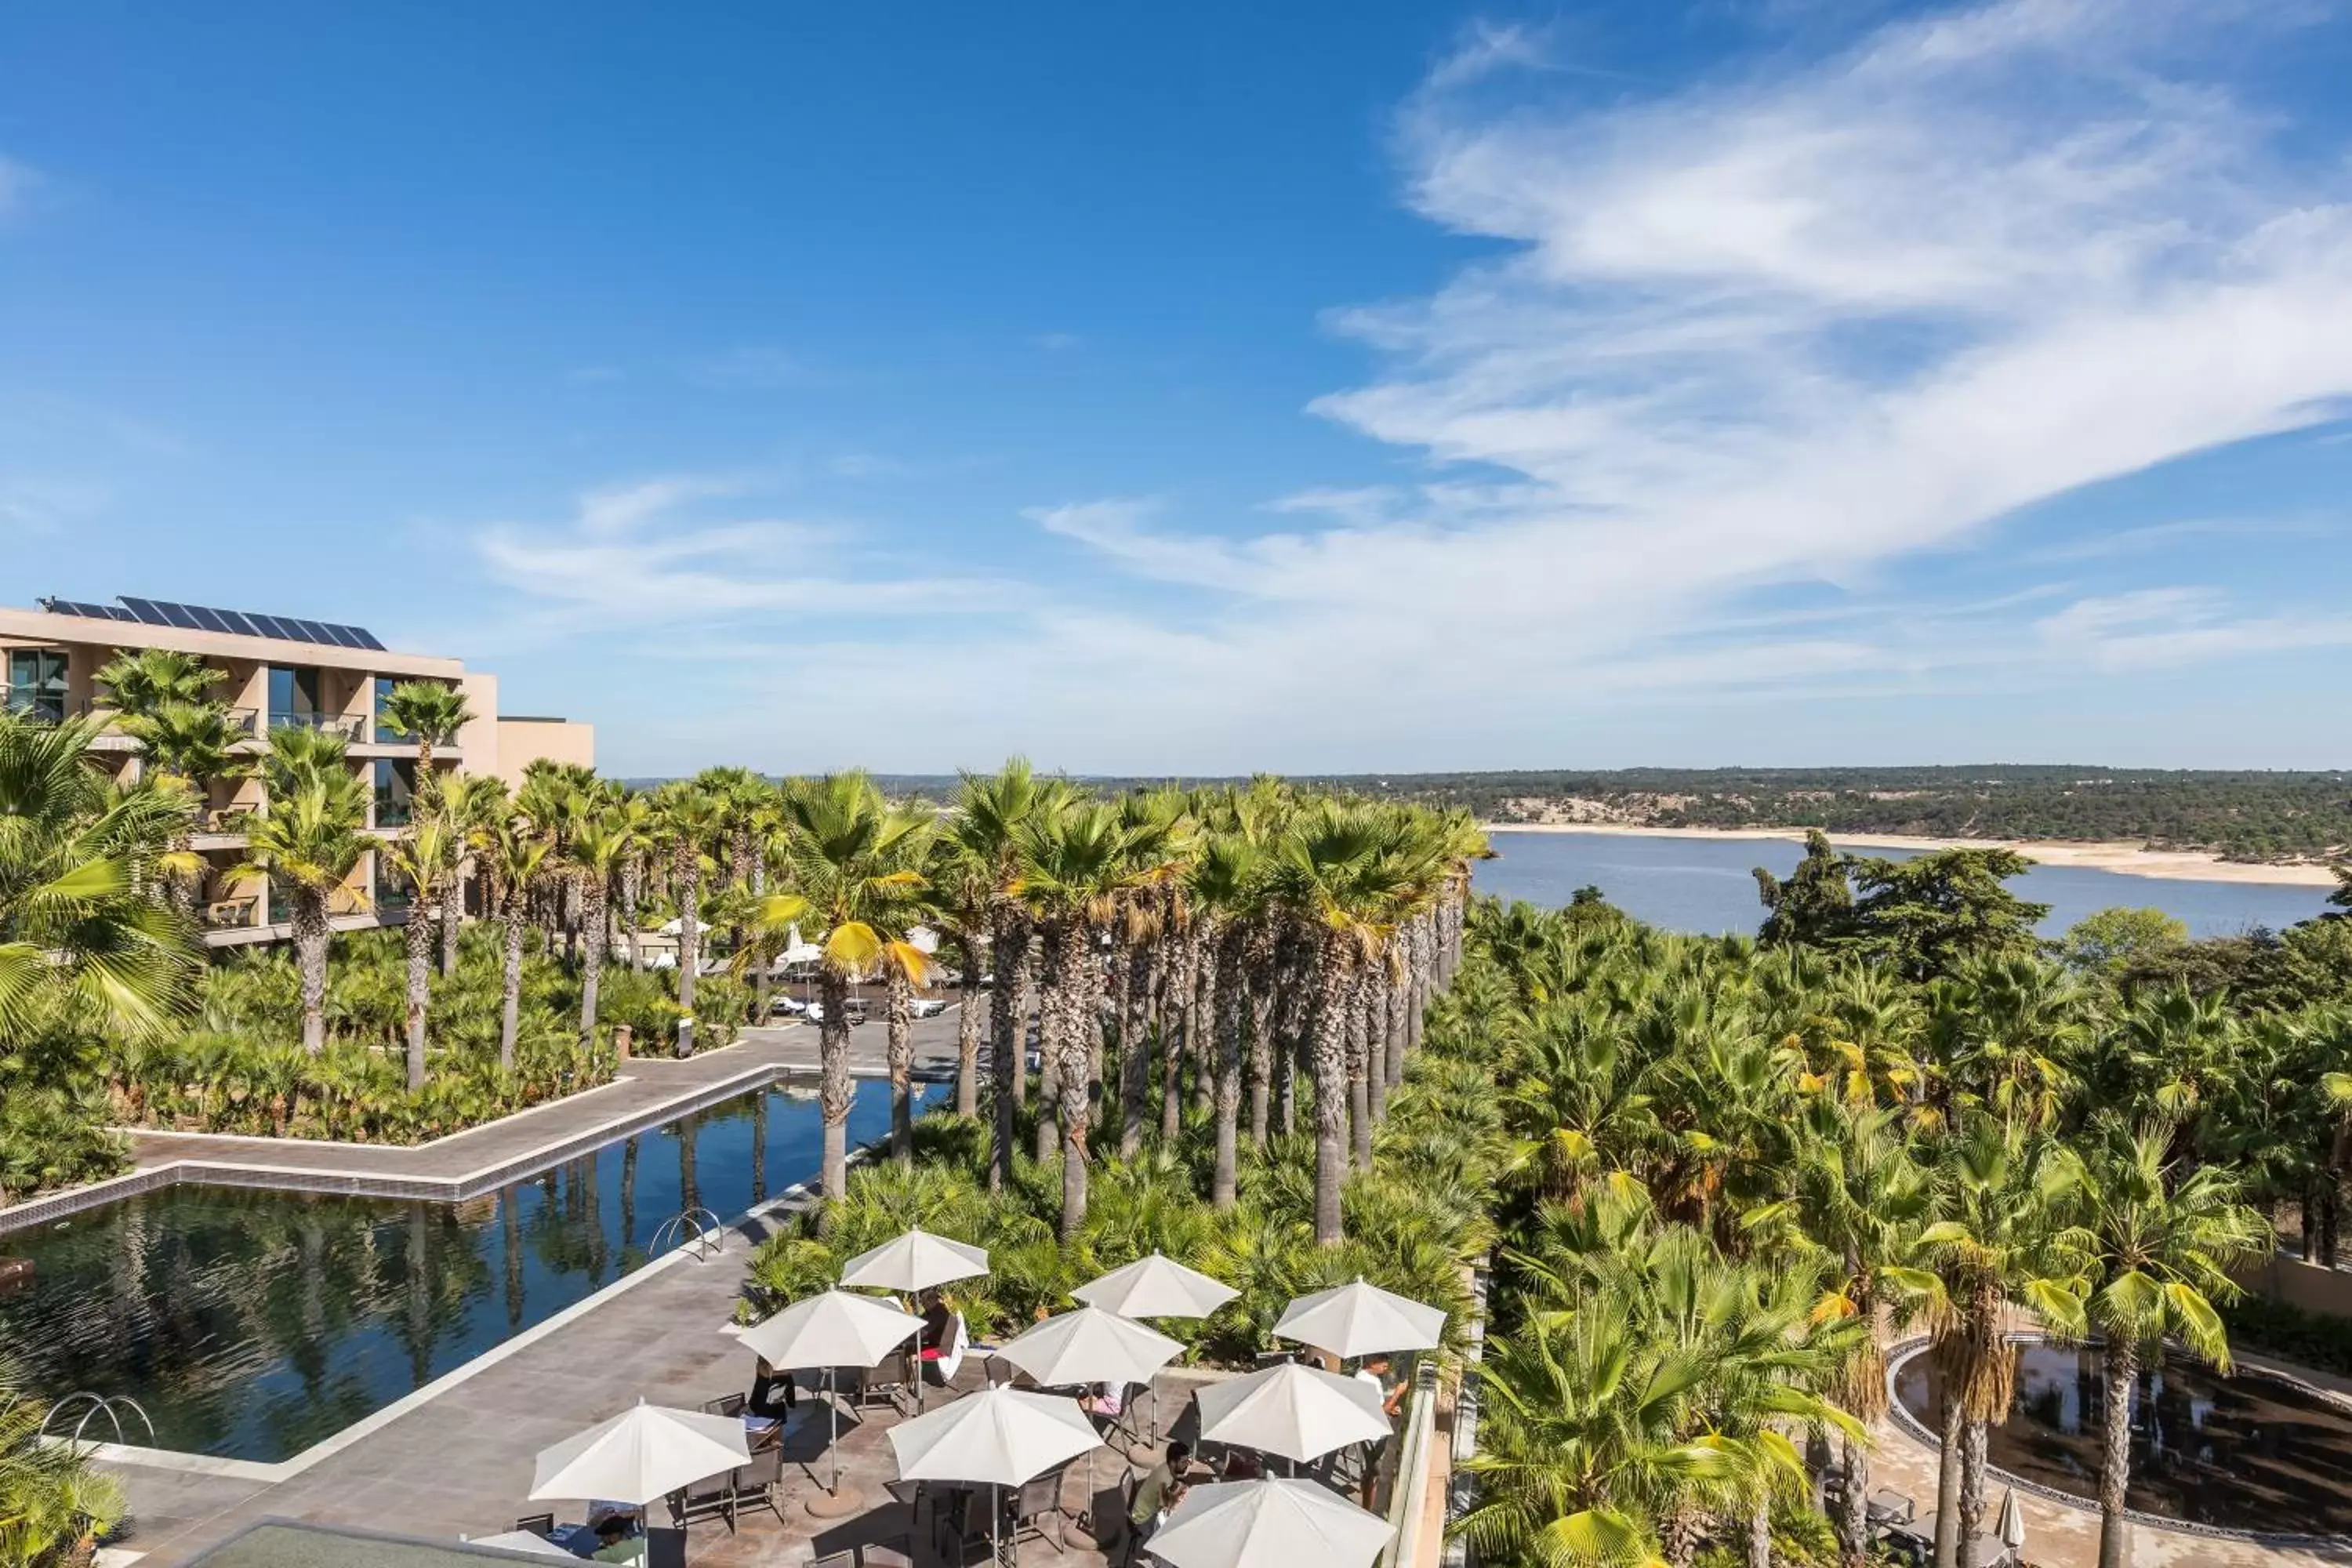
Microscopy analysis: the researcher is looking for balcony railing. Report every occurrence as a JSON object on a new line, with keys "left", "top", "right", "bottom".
{"left": 2, "top": 690, "right": 80, "bottom": 724}
{"left": 267, "top": 710, "right": 365, "bottom": 740}
{"left": 203, "top": 898, "right": 259, "bottom": 931}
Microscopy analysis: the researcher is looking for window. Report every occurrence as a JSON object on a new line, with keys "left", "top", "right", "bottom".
{"left": 375, "top": 857, "right": 415, "bottom": 916}
{"left": 5, "top": 649, "right": 67, "bottom": 722}
{"left": 373, "top": 759, "right": 415, "bottom": 828}
{"left": 373, "top": 676, "right": 397, "bottom": 742}
{"left": 267, "top": 879, "right": 290, "bottom": 925}
{"left": 268, "top": 666, "right": 323, "bottom": 729}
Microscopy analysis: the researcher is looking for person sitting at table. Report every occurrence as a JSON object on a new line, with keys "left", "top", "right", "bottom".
{"left": 1125, "top": 1440, "right": 1189, "bottom": 1566}
{"left": 748, "top": 1354, "right": 797, "bottom": 1417}
{"left": 1079, "top": 1380, "right": 1124, "bottom": 1425}
{"left": 919, "top": 1291, "right": 955, "bottom": 1360}
{"left": 588, "top": 1514, "right": 644, "bottom": 1564}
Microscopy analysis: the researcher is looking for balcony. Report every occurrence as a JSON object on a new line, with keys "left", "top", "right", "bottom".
{"left": 203, "top": 897, "right": 260, "bottom": 931}
{"left": 267, "top": 710, "right": 365, "bottom": 740}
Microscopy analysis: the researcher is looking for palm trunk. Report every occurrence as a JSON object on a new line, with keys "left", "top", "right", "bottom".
{"left": 1120, "top": 934, "right": 1154, "bottom": 1155}
{"left": 2097, "top": 1341, "right": 2136, "bottom": 1568}
{"left": 1934, "top": 1392, "right": 1964, "bottom": 1568}
{"left": 989, "top": 912, "right": 1027, "bottom": 1192}
{"left": 887, "top": 964, "right": 915, "bottom": 1163}
{"left": 439, "top": 871, "right": 462, "bottom": 977}
{"left": 1748, "top": 1494, "right": 1771, "bottom": 1568}
{"left": 1366, "top": 968, "right": 1391, "bottom": 1127}
{"left": 1837, "top": 1433, "right": 1871, "bottom": 1568}
{"left": 1162, "top": 931, "right": 1191, "bottom": 1143}
{"left": 622, "top": 859, "right": 643, "bottom": 971}
{"left": 818, "top": 968, "right": 852, "bottom": 1200}
{"left": 499, "top": 902, "right": 525, "bottom": 1073}
{"left": 1058, "top": 922, "right": 1095, "bottom": 1243}
{"left": 1212, "top": 927, "right": 1245, "bottom": 1210}
{"left": 956, "top": 935, "right": 983, "bottom": 1118}
{"left": 404, "top": 881, "right": 434, "bottom": 1092}
{"left": 1312, "top": 934, "right": 1354, "bottom": 1247}
{"left": 676, "top": 862, "right": 701, "bottom": 1018}
{"left": 1960, "top": 1419, "right": 1987, "bottom": 1568}
{"left": 1383, "top": 962, "right": 1407, "bottom": 1090}
{"left": 1191, "top": 940, "right": 1216, "bottom": 1120}
{"left": 1347, "top": 968, "right": 1372, "bottom": 1171}
{"left": 579, "top": 879, "right": 608, "bottom": 1053}
{"left": 295, "top": 891, "right": 330, "bottom": 1054}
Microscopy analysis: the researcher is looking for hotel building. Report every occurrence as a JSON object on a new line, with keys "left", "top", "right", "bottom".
{"left": 0, "top": 594, "right": 593, "bottom": 948}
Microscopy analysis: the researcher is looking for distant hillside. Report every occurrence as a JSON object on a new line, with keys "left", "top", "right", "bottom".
{"left": 622, "top": 765, "right": 2352, "bottom": 865}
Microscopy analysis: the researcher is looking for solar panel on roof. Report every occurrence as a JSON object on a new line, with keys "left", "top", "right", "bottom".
{"left": 317, "top": 622, "right": 359, "bottom": 649}
{"left": 291, "top": 619, "right": 336, "bottom": 644}
{"left": 235, "top": 612, "right": 287, "bottom": 640}
{"left": 64, "top": 601, "right": 114, "bottom": 619}
{"left": 118, "top": 597, "right": 172, "bottom": 627}
{"left": 183, "top": 604, "right": 235, "bottom": 634}
{"left": 105, "top": 604, "right": 140, "bottom": 622}
{"left": 209, "top": 609, "right": 261, "bottom": 638}
{"left": 350, "top": 627, "right": 388, "bottom": 652}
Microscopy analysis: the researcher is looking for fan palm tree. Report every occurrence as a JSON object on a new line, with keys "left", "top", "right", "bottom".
{"left": 1188, "top": 827, "right": 1267, "bottom": 1208}
{"left": 1788, "top": 1102, "right": 1943, "bottom": 1568}
{"left": 233, "top": 764, "right": 369, "bottom": 1054}
{"left": 923, "top": 832, "right": 996, "bottom": 1119}
{"left": 93, "top": 646, "right": 224, "bottom": 713}
{"left": 114, "top": 699, "right": 252, "bottom": 916}
{"left": 2068, "top": 1120, "right": 2268, "bottom": 1568}
{"left": 653, "top": 782, "right": 724, "bottom": 1028}
{"left": 568, "top": 804, "right": 637, "bottom": 1056}
{"left": 0, "top": 713, "right": 199, "bottom": 1045}
{"left": 1016, "top": 798, "right": 1137, "bottom": 1240}
{"left": 756, "top": 771, "right": 930, "bottom": 1199}
{"left": 475, "top": 795, "right": 550, "bottom": 1072}
{"left": 1919, "top": 1120, "right": 2086, "bottom": 1568}
{"left": 379, "top": 681, "right": 477, "bottom": 965}
{"left": 433, "top": 771, "right": 508, "bottom": 977}
{"left": 377, "top": 809, "right": 462, "bottom": 1092}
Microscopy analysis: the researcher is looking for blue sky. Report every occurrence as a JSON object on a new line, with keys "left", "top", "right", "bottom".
{"left": 4, "top": 0, "right": 2352, "bottom": 777}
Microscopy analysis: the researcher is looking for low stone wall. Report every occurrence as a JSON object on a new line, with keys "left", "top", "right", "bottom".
{"left": 2241, "top": 1253, "right": 2352, "bottom": 1319}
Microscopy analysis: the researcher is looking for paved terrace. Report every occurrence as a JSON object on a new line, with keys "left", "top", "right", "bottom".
{"left": 104, "top": 1181, "right": 1221, "bottom": 1567}
{"left": 0, "top": 1011, "right": 973, "bottom": 1233}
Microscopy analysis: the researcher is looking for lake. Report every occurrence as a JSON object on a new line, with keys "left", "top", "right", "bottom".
{"left": 1472, "top": 830, "right": 2334, "bottom": 938}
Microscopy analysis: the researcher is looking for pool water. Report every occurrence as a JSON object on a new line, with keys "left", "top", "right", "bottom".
{"left": 0, "top": 1078, "right": 942, "bottom": 1462}
{"left": 1894, "top": 1341, "right": 2352, "bottom": 1537}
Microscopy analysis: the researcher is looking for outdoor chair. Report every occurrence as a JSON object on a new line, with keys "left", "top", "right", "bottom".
{"left": 669, "top": 1467, "right": 740, "bottom": 1533}
{"left": 735, "top": 1445, "right": 786, "bottom": 1523}
{"left": 851, "top": 1350, "right": 916, "bottom": 1415}
{"left": 815, "top": 1538, "right": 916, "bottom": 1568}
{"left": 934, "top": 1484, "right": 1002, "bottom": 1563}
{"left": 1011, "top": 1460, "right": 1073, "bottom": 1553}
{"left": 702, "top": 1392, "right": 746, "bottom": 1419}
{"left": 643, "top": 1527, "right": 688, "bottom": 1568}
{"left": 511, "top": 1514, "right": 555, "bottom": 1536}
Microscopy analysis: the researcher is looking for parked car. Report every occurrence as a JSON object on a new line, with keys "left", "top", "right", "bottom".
{"left": 769, "top": 995, "right": 810, "bottom": 1018}
{"left": 909, "top": 997, "right": 949, "bottom": 1019}
{"left": 804, "top": 998, "right": 870, "bottom": 1027}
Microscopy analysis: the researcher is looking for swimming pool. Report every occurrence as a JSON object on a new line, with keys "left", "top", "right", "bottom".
{"left": 0, "top": 1077, "right": 942, "bottom": 1462}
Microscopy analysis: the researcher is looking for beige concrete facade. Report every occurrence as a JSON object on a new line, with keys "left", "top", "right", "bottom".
{"left": 0, "top": 597, "right": 593, "bottom": 948}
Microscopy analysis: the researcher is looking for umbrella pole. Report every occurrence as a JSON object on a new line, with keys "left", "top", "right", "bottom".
{"left": 831, "top": 1367, "right": 840, "bottom": 1494}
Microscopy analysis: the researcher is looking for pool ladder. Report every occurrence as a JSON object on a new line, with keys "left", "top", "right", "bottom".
{"left": 41, "top": 1392, "right": 157, "bottom": 1449}
{"left": 651, "top": 1207, "right": 726, "bottom": 1262}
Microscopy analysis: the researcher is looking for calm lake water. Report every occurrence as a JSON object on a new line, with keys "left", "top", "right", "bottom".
{"left": 1474, "top": 830, "right": 2334, "bottom": 938}
{"left": 0, "top": 1077, "right": 943, "bottom": 1461}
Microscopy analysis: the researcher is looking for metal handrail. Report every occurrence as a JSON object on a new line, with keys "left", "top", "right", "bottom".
{"left": 40, "top": 1392, "right": 157, "bottom": 1449}
{"left": 267, "top": 710, "right": 366, "bottom": 739}
{"left": 650, "top": 1207, "right": 725, "bottom": 1262}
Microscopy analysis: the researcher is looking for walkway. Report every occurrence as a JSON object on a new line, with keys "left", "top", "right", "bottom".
{"left": 0, "top": 1009, "right": 972, "bottom": 1233}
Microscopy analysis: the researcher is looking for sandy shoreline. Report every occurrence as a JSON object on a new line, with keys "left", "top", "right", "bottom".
{"left": 1479, "top": 822, "right": 2342, "bottom": 888}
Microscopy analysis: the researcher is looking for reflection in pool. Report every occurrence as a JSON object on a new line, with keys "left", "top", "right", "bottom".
{"left": 1893, "top": 1340, "right": 2352, "bottom": 1537}
{"left": 0, "top": 1078, "right": 940, "bottom": 1462}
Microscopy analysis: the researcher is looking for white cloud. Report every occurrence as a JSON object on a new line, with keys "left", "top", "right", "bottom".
{"left": 2034, "top": 586, "right": 2352, "bottom": 670}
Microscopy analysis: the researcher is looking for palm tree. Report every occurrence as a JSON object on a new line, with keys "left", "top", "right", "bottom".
{"left": 93, "top": 646, "right": 224, "bottom": 713}
{"left": 950, "top": 760, "right": 1067, "bottom": 1191}
{"left": 1789, "top": 1102, "right": 1943, "bottom": 1568}
{"left": 379, "top": 680, "right": 477, "bottom": 969}
{"left": 234, "top": 734, "right": 369, "bottom": 1053}
{"left": 568, "top": 804, "right": 637, "bottom": 1056}
{"left": 0, "top": 713, "right": 199, "bottom": 1044}
{"left": 1919, "top": 1120, "right": 2085, "bottom": 1568}
{"left": 2068, "top": 1120, "right": 2268, "bottom": 1568}
{"left": 758, "top": 771, "right": 930, "bottom": 1199}
{"left": 476, "top": 796, "right": 550, "bottom": 1072}
{"left": 0, "top": 1358, "right": 126, "bottom": 1568}
{"left": 434, "top": 771, "right": 508, "bottom": 976}
{"left": 1016, "top": 798, "right": 1136, "bottom": 1240}
{"left": 379, "top": 808, "right": 460, "bottom": 1092}
{"left": 114, "top": 699, "right": 252, "bottom": 916}
{"left": 923, "top": 832, "right": 996, "bottom": 1119}
{"left": 653, "top": 782, "right": 724, "bottom": 1032}
{"left": 1189, "top": 827, "right": 1266, "bottom": 1208}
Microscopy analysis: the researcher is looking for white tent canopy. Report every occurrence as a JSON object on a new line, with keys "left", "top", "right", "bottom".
{"left": 1272, "top": 1277, "right": 1445, "bottom": 1359}
{"left": 1145, "top": 1479, "right": 1394, "bottom": 1568}
{"left": 528, "top": 1403, "right": 750, "bottom": 1506}
{"left": 840, "top": 1228, "right": 991, "bottom": 1294}
{"left": 995, "top": 1305, "right": 1183, "bottom": 1391}
{"left": 1192, "top": 1361, "right": 1389, "bottom": 1464}
{"left": 1072, "top": 1251, "right": 1238, "bottom": 1320}
{"left": 736, "top": 1289, "right": 922, "bottom": 1370}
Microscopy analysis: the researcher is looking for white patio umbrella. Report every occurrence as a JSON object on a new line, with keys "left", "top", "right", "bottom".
{"left": 1072, "top": 1251, "right": 1236, "bottom": 1440}
{"left": 1145, "top": 1478, "right": 1393, "bottom": 1568}
{"left": 737, "top": 1290, "right": 922, "bottom": 1503}
{"left": 1192, "top": 1361, "right": 1389, "bottom": 1467}
{"left": 996, "top": 1307, "right": 1183, "bottom": 1536}
{"left": 1998, "top": 1486, "right": 2026, "bottom": 1553}
{"left": 839, "top": 1228, "right": 990, "bottom": 1410}
{"left": 528, "top": 1401, "right": 750, "bottom": 1507}
{"left": 1272, "top": 1277, "right": 1445, "bottom": 1359}
{"left": 1073, "top": 1251, "right": 1239, "bottom": 1319}
{"left": 889, "top": 1387, "right": 1102, "bottom": 1565}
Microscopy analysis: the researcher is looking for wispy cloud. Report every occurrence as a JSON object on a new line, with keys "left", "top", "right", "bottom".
{"left": 681, "top": 345, "right": 816, "bottom": 390}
